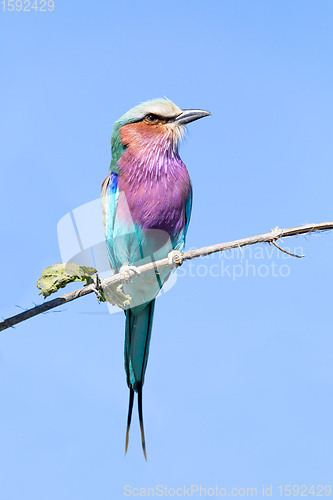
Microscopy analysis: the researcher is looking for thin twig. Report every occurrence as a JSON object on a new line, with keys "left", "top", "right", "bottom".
{"left": 1, "top": 221, "right": 332, "bottom": 332}
{"left": 271, "top": 240, "right": 305, "bottom": 258}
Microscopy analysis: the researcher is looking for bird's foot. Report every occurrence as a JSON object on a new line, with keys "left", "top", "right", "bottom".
{"left": 119, "top": 264, "right": 141, "bottom": 284}
{"left": 168, "top": 250, "right": 184, "bottom": 269}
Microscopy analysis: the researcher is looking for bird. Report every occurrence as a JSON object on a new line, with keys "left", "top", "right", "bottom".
{"left": 101, "top": 98, "right": 210, "bottom": 459}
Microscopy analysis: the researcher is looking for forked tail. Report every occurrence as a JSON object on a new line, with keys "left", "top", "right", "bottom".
{"left": 124, "top": 300, "right": 155, "bottom": 459}
{"left": 124, "top": 386, "right": 147, "bottom": 460}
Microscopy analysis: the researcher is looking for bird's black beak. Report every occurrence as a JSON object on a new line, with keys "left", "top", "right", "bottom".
{"left": 173, "top": 109, "right": 211, "bottom": 125}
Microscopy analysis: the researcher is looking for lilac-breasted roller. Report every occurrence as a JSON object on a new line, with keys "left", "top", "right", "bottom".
{"left": 101, "top": 98, "right": 210, "bottom": 458}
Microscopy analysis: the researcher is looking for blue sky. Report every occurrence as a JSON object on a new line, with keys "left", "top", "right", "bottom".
{"left": 1, "top": 1, "right": 333, "bottom": 498}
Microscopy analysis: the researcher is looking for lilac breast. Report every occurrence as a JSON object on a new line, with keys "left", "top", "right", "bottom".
{"left": 118, "top": 149, "right": 191, "bottom": 237}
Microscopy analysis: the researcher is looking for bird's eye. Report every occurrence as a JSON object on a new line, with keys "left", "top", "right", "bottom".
{"left": 144, "top": 114, "right": 159, "bottom": 124}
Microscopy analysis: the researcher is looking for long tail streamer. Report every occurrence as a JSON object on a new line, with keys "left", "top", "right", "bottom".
{"left": 138, "top": 385, "right": 147, "bottom": 460}
{"left": 125, "top": 388, "right": 134, "bottom": 455}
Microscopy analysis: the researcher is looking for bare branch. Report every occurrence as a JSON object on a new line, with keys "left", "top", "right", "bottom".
{"left": 1, "top": 221, "right": 332, "bottom": 332}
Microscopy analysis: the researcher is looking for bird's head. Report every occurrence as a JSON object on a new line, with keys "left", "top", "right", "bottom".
{"left": 110, "top": 98, "right": 210, "bottom": 171}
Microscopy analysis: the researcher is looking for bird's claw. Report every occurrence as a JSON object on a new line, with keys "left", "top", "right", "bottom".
{"left": 168, "top": 250, "right": 184, "bottom": 269}
{"left": 119, "top": 264, "right": 141, "bottom": 284}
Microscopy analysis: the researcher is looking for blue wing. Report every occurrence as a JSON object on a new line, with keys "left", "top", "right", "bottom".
{"left": 102, "top": 172, "right": 145, "bottom": 273}
{"left": 184, "top": 182, "right": 192, "bottom": 241}
{"left": 101, "top": 172, "right": 120, "bottom": 272}
{"left": 171, "top": 182, "right": 192, "bottom": 252}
